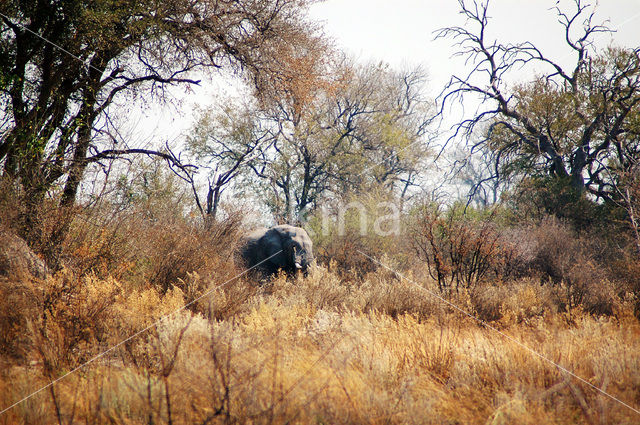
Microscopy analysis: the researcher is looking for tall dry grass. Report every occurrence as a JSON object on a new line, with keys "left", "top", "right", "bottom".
{"left": 2, "top": 259, "right": 640, "bottom": 424}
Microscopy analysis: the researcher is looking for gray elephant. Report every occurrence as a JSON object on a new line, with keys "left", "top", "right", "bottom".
{"left": 239, "top": 225, "right": 314, "bottom": 277}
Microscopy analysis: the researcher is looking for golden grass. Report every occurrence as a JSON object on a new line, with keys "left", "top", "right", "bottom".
{"left": 1, "top": 263, "right": 639, "bottom": 425}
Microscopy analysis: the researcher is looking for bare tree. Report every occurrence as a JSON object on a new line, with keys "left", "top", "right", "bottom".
{"left": 612, "top": 160, "right": 640, "bottom": 256}
{"left": 447, "top": 145, "right": 504, "bottom": 207}
{"left": 436, "top": 0, "right": 640, "bottom": 205}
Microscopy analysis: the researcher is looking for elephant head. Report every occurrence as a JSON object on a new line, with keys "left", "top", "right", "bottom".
{"left": 283, "top": 230, "right": 314, "bottom": 273}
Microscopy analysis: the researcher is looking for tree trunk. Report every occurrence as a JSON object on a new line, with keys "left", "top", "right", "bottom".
{"left": 45, "top": 102, "right": 96, "bottom": 266}
{"left": 19, "top": 186, "right": 47, "bottom": 250}
{"left": 205, "top": 184, "right": 221, "bottom": 227}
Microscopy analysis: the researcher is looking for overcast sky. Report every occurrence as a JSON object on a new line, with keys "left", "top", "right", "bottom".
{"left": 310, "top": 0, "right": 640, "bottom": 95}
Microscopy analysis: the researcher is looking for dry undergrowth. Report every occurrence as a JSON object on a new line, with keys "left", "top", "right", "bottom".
{"left": 1, "top": 197, "right": 639, "bottom": 424}
{"left": 1, "top": 263, "right": 639, "bottom": 425}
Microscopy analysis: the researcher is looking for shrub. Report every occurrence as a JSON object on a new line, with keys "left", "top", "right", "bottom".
{"left": 0, "top": 230, "right": 47, "bottom": 279}
{"left": 507, "top": 176, "right": 612, "bottom": 231}
{"left": 507, "top": 217, "right": 623, "bottom": 316}
{"left": 36, "top": 271, "right": 123, "bottom": 366}
{"left": 0, "top": 277, "right": 40, "bottom": 360}
{"left": 0, "top": 177, "right": 79, "bottom": 268}
{"left": 470, "top": 278, "right": 556, "bottom": 323}
{"left": 410, "top": 204, "right": 512, "bottom": 291}
{"left": 63, "top": 193, "right": 244, "bottom": 296}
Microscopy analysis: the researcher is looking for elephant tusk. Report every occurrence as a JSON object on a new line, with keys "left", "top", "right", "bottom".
{"left": 295, "top": 262, "right": 302, "bottom": 269}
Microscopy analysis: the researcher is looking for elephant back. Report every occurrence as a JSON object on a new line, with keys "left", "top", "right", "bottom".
{"left": 238, "top": 224, "right": 314, "bottom": 277}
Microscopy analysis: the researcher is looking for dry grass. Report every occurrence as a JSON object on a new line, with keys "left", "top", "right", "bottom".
{"left": 1, "top": 260, "right": 640, "bottom": 424}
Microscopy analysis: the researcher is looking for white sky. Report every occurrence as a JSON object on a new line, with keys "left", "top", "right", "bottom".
{"left": 135, "top": 0, "right": 640, "bottom": 148}
{"left": 309, "top": 0, "right": 640, "bottom": 95}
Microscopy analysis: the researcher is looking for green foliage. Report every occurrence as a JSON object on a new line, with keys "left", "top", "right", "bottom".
{"left": 506, "top": 176, "right": 619, "bottom": 231}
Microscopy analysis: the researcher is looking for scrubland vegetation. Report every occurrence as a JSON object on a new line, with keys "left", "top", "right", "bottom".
{"left": 2, "top": 178, "right": 640, "bottom": 424}
{"left": 2, "top": 0, "right": 640, "bottom": 423}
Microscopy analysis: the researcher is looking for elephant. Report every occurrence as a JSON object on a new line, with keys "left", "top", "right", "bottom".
{"left": 239, "top": 225, "right": 314, "bottom": 278}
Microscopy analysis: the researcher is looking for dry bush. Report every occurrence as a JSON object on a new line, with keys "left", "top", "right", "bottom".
{"left": 2, "top": 261, "right": 640, "bottom": 424}
{"left": 0, "top": 270, "right": 123, "bottom": 423}
{"left": 189, "top": 274, "right": 259, "bottom": 321}
{"left": 264, "top": 265, "right": 352, "bottom": 310}
{"left": 410, "top": 206, "right": 622, "bottom": 317}
{"left": 0, "top": 230, "right": 47, "bottom": 279}
{"left": 59, "top": 158, "right": 245, "bottom": 298}
{"left": 411, "top": 205, "right": 513, "bottom": 291}
{"left": 312, "top": 229, "right": 384, "bottom": 278}
{"left": 263, "top": 262, "right": 558, "bottom": 326}
{"left": 61, "top": 215, "right": 139, "bottom": 279}
{"left": 260, "top": 264, "right": 445, "bottom": 322}
{"left": 609, "top": 252, "right": 640, "bottom": 318}
{"left": 33, "top": 270, "right": 123, "bottom": 368}
{"left": 0, "top": 277, "right": 40, "bottom": 360}
{"left": 4, "top": 164, "right": 640, "bottom": 423}
{"left": 525, "top": 216, "right": 579, "bottom": 283}
{"left": 0, "top": 262, "right": 188, "bottom": 368}
{"left": 109, "top": 284, "right": 186, "bottom": 337}
{"left": 63, "top": 201, "right": 245, "bottom": 298}
{"left": 519, "top": 217, "right": 620, "bottom": 316}
{"left": 357, "top": 271, "right": 444, "bottom": 319}
{"left": 0, "top": 177, "right": 77, "bottom": 268}
{"left": 135, "top": 215, "right": 241, "bottom": 293}
{"left": 602, "top": 167, "right": 640, "bottom": 316}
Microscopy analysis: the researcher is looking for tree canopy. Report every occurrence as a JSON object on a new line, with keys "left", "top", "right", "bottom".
{"left": 0, "top": 0, "right": 321, "bottom": 253}
{"left": 188, "top": 59, "right": 434, "bottom": 223}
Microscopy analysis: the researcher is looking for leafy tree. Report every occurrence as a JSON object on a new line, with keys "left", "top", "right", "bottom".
{"left": 188, "top": 59, "right": 434, "bottom": 224}
{"left": 438, "top": 0, "right": 640, "bottom": 206}
{"left": 186, "top": 103, "right": 272, "bottom": 222}
{"left": 256, "top": 60, "right": 434, "bottom": 222}
{"left": 327, "top": 62, "right": 434, "bottom": 198}
{"left": 110, "top": 157, "right": 193, "bottom": 222}
{"left": 0, "top": 0, "right": 320, "bottom": 255}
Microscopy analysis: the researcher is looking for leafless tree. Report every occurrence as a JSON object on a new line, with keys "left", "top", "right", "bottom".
{"left": 436, "top": 0, "right": 640, "bottom": 205}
